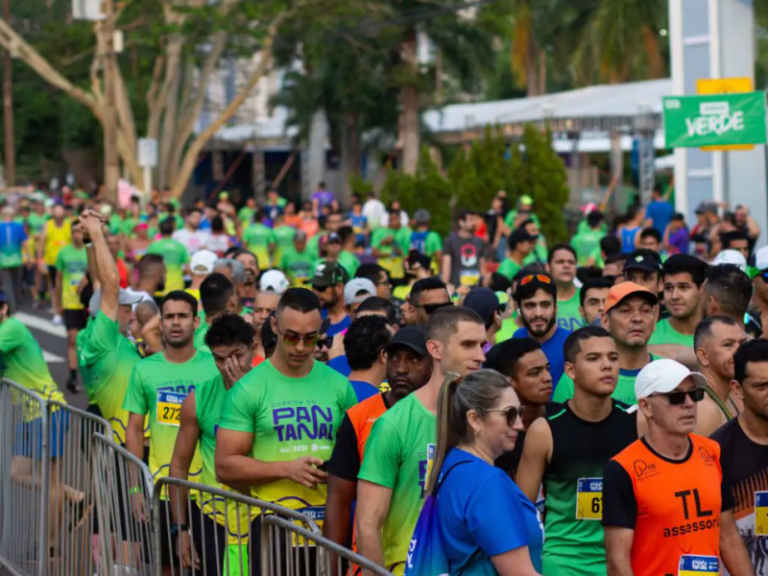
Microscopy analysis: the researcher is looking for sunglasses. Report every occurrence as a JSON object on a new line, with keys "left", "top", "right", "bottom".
{"left": 520, "top": 274, "right": 551, "bottom": 286}
{"left": 275, "top": 325, "right": 320, "bottom": 347}
{"left": 317, "top": 336, "right": 334, "bottom": 349}
{"left": 485, "top": 406, "right": 526, "bottom": 426}
{"left": 416, "top": 302, "right": 454, "bottom": 315}
{"left": 650, "top": 388, "right": 705, "bottom": 405}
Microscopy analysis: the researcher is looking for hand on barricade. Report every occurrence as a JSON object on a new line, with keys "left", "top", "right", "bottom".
{"left": 178, "top": 531, "right": 201, "bottom": 570}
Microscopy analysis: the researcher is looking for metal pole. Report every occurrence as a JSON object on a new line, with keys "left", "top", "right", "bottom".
{"left": 103, "top": 0, "right": 119, "bottom": 203}
{"left": 2, "top": 0, "right": 15, "bottom": 187}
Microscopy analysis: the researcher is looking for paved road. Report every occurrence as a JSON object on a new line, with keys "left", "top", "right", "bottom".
{"left": 14, "top": 305, "right": 89, "bottom": 411}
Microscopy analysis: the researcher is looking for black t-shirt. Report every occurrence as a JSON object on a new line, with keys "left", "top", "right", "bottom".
{"left": 443, "top": 232, "right": 487, "bottom": 286}
{"left": 712, "top": 418, "right": 768, "bottom": 574}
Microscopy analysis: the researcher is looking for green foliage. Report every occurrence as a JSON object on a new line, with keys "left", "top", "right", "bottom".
{"left": 349, "top": 175, "right": 373, "bottom": 200}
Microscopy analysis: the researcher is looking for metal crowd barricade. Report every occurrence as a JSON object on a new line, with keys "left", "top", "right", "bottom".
{"left": 46, "top": 401, "right": 109, "bottom": 576}
{"left": 91, "top": 432, "right": 157, "bottom": 576}
{"left": 154, "top": 478, "right": 323, "bottom": 576}
{"left": 262, "top": 516, "right": 395, "bottom": 576}
{"left": 0, "top": 378, "right": 50, "bottom": 576}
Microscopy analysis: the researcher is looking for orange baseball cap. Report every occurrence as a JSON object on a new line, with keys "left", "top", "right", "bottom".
{"left": 604, "top": 281, "right": 658, "bottom": 314}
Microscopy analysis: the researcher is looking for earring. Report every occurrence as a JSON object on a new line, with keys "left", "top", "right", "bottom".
{"left": 473, "top": 428, "right": 480, "bottom": 436}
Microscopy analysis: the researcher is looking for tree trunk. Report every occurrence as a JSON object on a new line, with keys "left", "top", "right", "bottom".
{"left": 400, "top": 28, "right": 419, "bottom": 175}
{"left": 526, "top": 35, "right": 539, "bottom": 97}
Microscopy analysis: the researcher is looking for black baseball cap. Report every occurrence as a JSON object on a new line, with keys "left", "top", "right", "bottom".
{"left": 311, "top": 261, "right": 348, "bottom": 288}
{"left": 624, "top": 249, "right": 662, "bottom": 274}
{"left": 464, "top": 287, "right": 500, "bottom": 329}
{"left": 386, "top": 326, "right": 428, "bottom": 357}
{"left": 508, "top": 227, "right": 539, "bottom": 250}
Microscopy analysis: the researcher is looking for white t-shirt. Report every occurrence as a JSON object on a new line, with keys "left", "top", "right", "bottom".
{"left": 362, "top": 199, "right": 386, "bottom": 229}
{"left": 205, "top": 234, "right": 230, "bottom": 256}
{"left": 172, "top": 228, "right": 210, "bottom": 256}
{"left": 379, "top": 209, "right": 409, "bottom": 229}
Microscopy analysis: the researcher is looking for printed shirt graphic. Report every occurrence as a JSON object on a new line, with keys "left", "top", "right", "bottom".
{"left": 358, "top": 393, "right": 437, "bottom": 575}
{"left": 0, "top": 222, "right": 27, "bottom": 268}
{"left": 444, "top": 233, "right": 485, "bottom": 286}
{"left": 146, "top": 238, "right": 190, "bottom": 293}
{"left": 218, "top": 359, "right": 356, "bottom": 514}
{"left": 0, "top": 318, "right": 64, "bottom": 404}
{"left": 557, "top": 291, "right": 585, "bottom": 332}
{"left": 372, "top": 227, "right": 412, "bottom": 279}
{"left": 649, "top": 318, "right": 695, "bottom": 348}
{"left": 409, "top": 230, "right": 443, "bottom": 258}
{"left": 123, "top": 350, "right": 218, "bottom": 485}
{"left": 81, "top": 312, "right": 141, "bottom": 444}
{"left": 55, "top": 245, "right": 88, "bottom": 310}
{"left": 712, "top": 418, "right": 768, "bottom": 576}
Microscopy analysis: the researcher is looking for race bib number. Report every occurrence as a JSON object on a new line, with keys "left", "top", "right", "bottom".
{"left": 293, "top": 506, "right": 325, "bottom": 546}
{"left": 575, "top": 477, "right": 602, "bottom": 520}
{"left": 678, "top": 555, "right": 719, "bottom": 576}
{"left": 460, "top": 269, "right": 480, "bottom": 286}
{"left": 756, "top": 491, "right": 768, "bottom": 535}
{"left": 156, "top": 390, "right": 186, "bottom": 426}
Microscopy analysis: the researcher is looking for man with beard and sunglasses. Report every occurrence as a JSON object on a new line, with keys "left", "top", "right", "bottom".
{"left": 404, "top": 276, "right": 453, "bottom": 327}
{"left": 512, "top": 273, "right": 571, "bottom": 390}
{"left": 216, "top": 288, "right": 357, "bottom": 564}
{"left": 603, "top": 360, "right": 752, "bottom": 576}
{"left": 517, "top": 327, "right": 641, "bottom": 576}
{"left": 311, "top": 261, "right": 351, "bottom": 337}
{"left": 324, "top": 326, "right": 432, "bottom": 565}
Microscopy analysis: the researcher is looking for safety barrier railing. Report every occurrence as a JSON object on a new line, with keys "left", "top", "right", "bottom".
{"left": 46, "top": 401, "right": 109, "bottom": 576}
{"left": 91, "top": 432, "right": 157, "bottom": 576}
{"left": 262, "top": 516, "right": 394, "bottom": 576}
{"left": 0, "top": 379, "right": 50, "bottom": 576}
{"left": 153, "top": 477, "right": 322, "bottom": 576}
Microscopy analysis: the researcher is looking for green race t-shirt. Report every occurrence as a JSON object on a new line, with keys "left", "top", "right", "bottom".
{"left": 504, "top": 211, "right": 541, "bottom": 230}
{"left": 552, "top": 355, "right": 659, "bottom": 406}
{"left": 194, "top": 322, "right": 210, "bottom": 353}
{"left": 242, "top": 223, "right": 276, "bottom": 269}
{"left": 648, "top": 318, "right": 694, "bottom": 348}
{"left": 27, "top": 213, "right": 48, "bottom": 235}
{"left": 123, "top": 350, "right": 218, "bottom": 484}
{"left": 280, "top": 247, "right": 315, "bottom": 286}
{"left": 81, "top": 311, "right": 142, "bottom": 444}
{"left": 55, "top": 244, "right": 88, "bottom": 310}
{"left": 497, "top": 258, "right": 523, "bottom": 280}
{"left": 571, "top": 229, "right": 605, "bottom": 266}
{"left": 146, "top": 238, "right": 190, "bottom": 293}
{"left": 358, "top": 393, "right": 436, "bottom": 575}
{"left": 557, "top": 291, "right": 585, "bottom": 332}
{"left": 0, "top": 318, "right": 64, "bottom": 405}
{"left": 218, "top": 360, "right": 356, "bottom": 517}
{"left": 372, "top": 227, "right": 411, "bottom": 279}
{"left": 237, "top": 207, "right": 255, "bottom": 226}
{"left": 273, "top": 225, "right": 296, "bottom": 266}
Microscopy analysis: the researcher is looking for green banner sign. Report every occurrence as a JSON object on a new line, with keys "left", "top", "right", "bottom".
{"left": 663, "top": 92, "right": 768, "bottom": 148}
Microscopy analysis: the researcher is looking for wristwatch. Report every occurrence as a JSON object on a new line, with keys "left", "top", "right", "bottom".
{"left": 169, "top": 523, "right": 189, "bottom": 538}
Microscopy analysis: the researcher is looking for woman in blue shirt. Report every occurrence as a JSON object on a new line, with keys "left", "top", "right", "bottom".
{"left": 428, "top": 369, "right": 543, "bottom": 575}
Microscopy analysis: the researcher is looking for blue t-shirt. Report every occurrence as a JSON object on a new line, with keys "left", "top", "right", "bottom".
{"left": 349, "top": 379, "right": 378, "bottom": 403}
{"left": 0, "top": 222, "right": 27, "bottom": 268}
{"left": 645, "top": 200, "right": 674, "bottom": 235}
{"left": 513, "top": 326, "right": 571, "bottom": 395}
{"left": 328, "top": 354, "right": 351, "bottom": 377}
{"left": 619, "top": 226, "right": 641, "bottom": 253}
{"left": 322, "top": 312, "right": 352, "bottom": 337}
{"left": 437, "top": 448, "right": 543, "bottom": 574}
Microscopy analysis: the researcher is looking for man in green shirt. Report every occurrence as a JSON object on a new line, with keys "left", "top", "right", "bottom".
{"left": 553, "top": 282, "right": 659, "bottom": 405}
{"left": 146, "top": 218, "right": 190, "bottom": 294}
{"left": 579, "top": 277, "right": 612, "bottom": 325}
{"left": 280, "top": 230, "right": 315, "bottom": 287}
{"left": 307, "top": 212, "right": 343, "bottom": 261}
{"left": 123, "top": 291, "right": 218, "bottom": 532}
{"left": 498, "top": 227, "right": 538, "bottom": 281}
{"left": 356, "top": 306, "right": 488, "bottom": 575}
{"left": 216, "top": 288, "right": 357, "bottom": 558}
{"left": 272, "top": 214, "right": 296, "bottom": 266}
{"left": 549, "top": 244, "right": 583, "bottom": 332}
{"left": 337, "top": 225, "right": 361, "bottom": 277}
{"left": 649, "top": 254, "right": 707, "bottom": 348}
{"left": 78, "top": 210, "right": 144, "bottom": 444}
{"left": 241, "top": 210, "right": 276, "bottom": 269}
{"left": 56, "top": 223, "right": 89, "bottom": 393}
{"left": 237, "top": 198, "right": 257, "bottom": 227}
{"left": 371, "top": 211, "right": 411, "bottom": 281}
{"left": 169, "top": 313, "right": 256, "bottom": 574}
{"left": 195, "top": 272, "right": 239, "bottom": 353}
{"left": 571, "top": 211, "right": 606, "bottom": 266}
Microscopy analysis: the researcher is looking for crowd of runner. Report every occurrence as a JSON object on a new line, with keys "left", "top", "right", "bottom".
{"left": 0, "top": 180, "right": 767, "bottom": 576}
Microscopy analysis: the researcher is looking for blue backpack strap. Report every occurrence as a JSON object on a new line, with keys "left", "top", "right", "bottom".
{"left": 433, "top": 459, "right": 473, "bottom": 496}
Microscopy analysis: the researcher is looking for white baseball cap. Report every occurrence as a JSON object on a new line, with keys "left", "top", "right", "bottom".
{"left": 260, "top": 269, "right": 289, "bottom": 294}
{"left": 712, "top": 249, "right": 747, "bottom": 272}
{"left": 635, "top": 359, "right": 707, "bottom": 400}
{"left": 190, "top": 249, "right": 218, "bottom": 276}
{"left": 755, "top": 246, "right": 768, "bottom": 271}
{"left": 344, "top": 278, "right": 376, "bottom": 306}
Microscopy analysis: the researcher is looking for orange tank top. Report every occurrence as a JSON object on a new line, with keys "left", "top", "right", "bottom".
{"left": 612, "top": 435, "right": 723, "bottom": 576}
{"left": 347, "top": 393, "right": 388, "bottom": 461}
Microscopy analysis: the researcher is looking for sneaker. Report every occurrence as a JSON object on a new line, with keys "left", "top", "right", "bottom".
{"left": 52, "top": 314, "right": 62, "bottom": 325}
{"left": 66, "top": 378, "right": 81, "bottom": 394}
